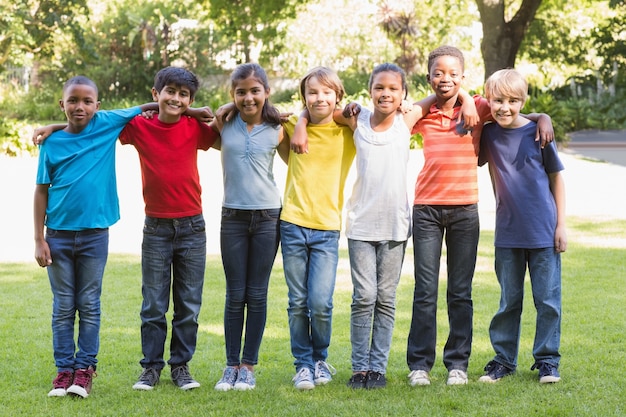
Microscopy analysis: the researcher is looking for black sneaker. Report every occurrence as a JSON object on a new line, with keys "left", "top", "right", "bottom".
{"left": 132, "top": 367, "right": 161, "bottom": 391}
{"left": 171, "top": 364, "right": 200, "bottom": 390}
{"left": 478, "top": 360, "right": 514, "bottom": 383}
{"left": 365, "top": 371, "right": 387, "bottom": 389}
{"left": 346, "top": 372, "right": 367, "bottom": 389}
{"left": 531, "top": 362, "right": 561, "bottom": 384}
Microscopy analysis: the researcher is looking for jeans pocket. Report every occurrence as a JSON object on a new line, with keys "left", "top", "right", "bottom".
{"left": 191, "top": 216, "right": 206, "bottom": 233}
{"left": 143, "top": 217, "right": 158, "bottom": 235}
{"left": 262, "top": 208, "right": 281, "bottom": 221}
{"left": 221, "top": 208, "right": 236, "bottom": 218}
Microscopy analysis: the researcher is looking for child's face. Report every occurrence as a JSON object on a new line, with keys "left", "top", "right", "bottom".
{"left": 304, "top": 76, "right": 337, "bottom": 124}
{"left": 152, "top": 83, "right": 194, "bottom": 122}
{"left": 427, "top": 55, "right": 464, "bottom": 102}
{"left": 488, "top": 94, "right": 526, "bottom": 129}
{"left": 370, "top": 71, "right": 405, "bottom": 116}
{"left": 232, "top": 76, "right": 269, "bottom": 124}
{"left": 59, "top": 84, "right": 100, "bottom": 133}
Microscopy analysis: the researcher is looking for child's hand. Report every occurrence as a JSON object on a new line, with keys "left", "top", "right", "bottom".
{"left": 458, "top": 99, "right": 479, "bottom": 131}
{"left": 290, "top": 116, "right": 309, "bottom": 154}
{"left": 32, "top": 126, "right": 55, "bottom": 145}
{"left": 536, "top": 114, "right": 554, "bottom": 148}
{"left": 216, "top": 103, "right": 236, "bottom": 123}
{"left": 342, "top": 102, "right": 361, "bottom": 118}
{"left": 398, "top": 100, "right": 413, "bottom": 114}
{"left": 279, "top": 112, "right": 293, "bottom": 123}
{"left": 194, "top": 106, "right": 215, "bottom": 123}
{"left": 141, "top": 110, "right": 158, "bottom": 119}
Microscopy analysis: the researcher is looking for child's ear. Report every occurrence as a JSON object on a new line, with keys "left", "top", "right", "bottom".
{"left": 151, "top": 87, "right": 159, "bottom": 101}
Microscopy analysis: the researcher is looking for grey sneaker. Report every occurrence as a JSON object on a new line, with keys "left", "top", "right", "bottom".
{"left": 171, "top": 364, "right": 200, "bottom": 390}
{"left": 214, "top": 366, "right": 238, "bottom": 391}
{"left": 292, "top": 367, "right": 315, "bottom": 390}
{"left": 313, "top": 360, "right": 336, "bottom": 385}
{"left": 133, "top": 367, "right": 161, "bottom": 391}
{"left": 234, "top": 367, "right": 256, "bottom": 391}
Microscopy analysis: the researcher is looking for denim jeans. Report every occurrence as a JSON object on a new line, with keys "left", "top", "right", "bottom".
{"left": 280, "top": 221, "right": 339, "bottom": 371}
{"left": 407, "top": 204, "right": 479, "bottom": 372}
{"left": 348, "top": 239, "right": 406, "bottom": 374}
{"left": 220, "top": 208, "right": 280, "bottom": 367}
{"left": 139, "top": 215, "right": 206, "bottom": 370}
{"left": 46, "top": 228, "right": 109, "bottom": 372}
{"left": 489, "top": 247, "right": 562, "bottom": 369}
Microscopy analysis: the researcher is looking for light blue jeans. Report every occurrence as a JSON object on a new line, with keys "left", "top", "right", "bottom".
{"left": 348, "top": 239, "right": 407, "bottom": 374}
{"left": 280, "top": 221, "right": 339, "bottom": 372}
{"left": 46, "top": 228, "right": 109, "bottom": 372}
{"left": 488, "top": 247, "right": 562, "bottom": 369}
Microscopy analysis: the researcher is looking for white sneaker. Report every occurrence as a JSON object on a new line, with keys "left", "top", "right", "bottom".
{"left": 292, "top": 367, "right": 315, "bottom": 390}
{"left": 313, "top": 360, "right": 337, "bottom": 385}
{"left": 447, "top": 369, "right": 468, "bottom": 385}
{"left": 408, "top": 369, "right": 430, "bottom": 386}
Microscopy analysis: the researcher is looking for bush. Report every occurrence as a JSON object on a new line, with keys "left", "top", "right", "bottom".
{"left": 0, "top": 117, "right": 37, "bottom": 156}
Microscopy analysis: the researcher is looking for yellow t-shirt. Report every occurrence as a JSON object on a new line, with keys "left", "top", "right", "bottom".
{"left": 281, "top": 115, "right": 356, "bottom": 230}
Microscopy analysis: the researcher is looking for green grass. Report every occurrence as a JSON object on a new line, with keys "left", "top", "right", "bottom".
{"left": 1, "top": 217, "right": 625, "bottom": 416}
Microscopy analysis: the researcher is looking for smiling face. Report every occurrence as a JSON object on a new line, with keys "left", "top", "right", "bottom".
{"left": 152, "top": 83, "right": 194, "bottom": 123}
{"left": 488, "top": 95, "right": 526, "bottom": 129}
{"left": 59, "top": 84, "right": 100, "bottom": 133}
{"left": 232, "top": 76, "right": 269, "bottom": 125}
{"left": 427, "top": 55, "right": 464, "bottom": 106}
{"left": 304, "top": 75, "right": 338, "bottom": 124}
{"left": 370, "top": 70, "right": 405, "bottom": 116}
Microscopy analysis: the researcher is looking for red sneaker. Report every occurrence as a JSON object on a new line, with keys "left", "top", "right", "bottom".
{"left": 67, "top": 366, "right": 96, "bottom": 398}
{"left": 48, "top": 371, "right": 74, "bottom": 397}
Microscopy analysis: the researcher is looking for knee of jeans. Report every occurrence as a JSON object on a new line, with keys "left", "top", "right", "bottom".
{"left": 309, "top": 298, "right": 332, "bottom": 316}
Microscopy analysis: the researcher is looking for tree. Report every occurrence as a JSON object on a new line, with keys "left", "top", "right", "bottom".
{"left": 475, "top": 0, "right": 542, "bottom": 79}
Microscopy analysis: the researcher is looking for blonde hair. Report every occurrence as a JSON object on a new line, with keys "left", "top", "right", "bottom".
{"left": 299, "top": 66, "right": 345, "bottom": 107}
{"left": 484, "top": 69, "right": 528, "bottom": 102}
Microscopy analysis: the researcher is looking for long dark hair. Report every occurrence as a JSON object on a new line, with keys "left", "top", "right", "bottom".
{"left": 230, "top": 63, "right": 282, "bottom": 126}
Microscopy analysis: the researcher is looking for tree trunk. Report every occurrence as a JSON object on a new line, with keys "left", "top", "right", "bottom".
{"left": 476, "top": 0, "right": 543, "bottom": 80}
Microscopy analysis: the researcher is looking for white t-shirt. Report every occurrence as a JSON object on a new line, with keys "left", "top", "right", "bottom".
{"left": 345, "top": 108, "right": 411, "bottom": 241}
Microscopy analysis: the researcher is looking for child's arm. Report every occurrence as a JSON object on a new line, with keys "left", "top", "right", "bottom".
{"left": 524, "top": 113, "right": 554, "bottom": 148}
{"left": 184, "top": 106, "right": 214, "bottom": 123}
{"left": 457, "top": 89, "right": 479, "bottom": 130}
{"left": 276, "top": 127, "right": 289, "bottom": 164}
{"left": 549, "top": 171, "right": 567, "bottom": 253}
{"left": 208, "top": 117, "right": 223, "bottom": 150}
{"left": 33, "top": 184, "right": 52, "bottom": 267}
{"left": 290, "top": 110, "right": 310, "bottom": 154}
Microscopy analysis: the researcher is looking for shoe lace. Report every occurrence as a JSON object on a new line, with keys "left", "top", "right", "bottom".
{"left": 293, "top": 367, "right": 311, "bottom": 382}
{"left": 315, "top": 361, "right": 337, "bottom": 378}
{"left": 142, "top": 367, "right": 159, "bottom": 382}
{"left": 531, "top": 362, "right": 556, "bottom": 374}
{"left": 73, "top": 368, "right": 96, "bottom": 387}
{"left": 53, "top": 371, "right": 73, "bottom": 387}
{"left": 172, "top": 365, "right": 192, "bottom": 381}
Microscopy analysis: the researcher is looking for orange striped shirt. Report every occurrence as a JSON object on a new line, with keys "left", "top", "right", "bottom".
{"left": 412, "top": 95, "right": 492, "bottom": 205}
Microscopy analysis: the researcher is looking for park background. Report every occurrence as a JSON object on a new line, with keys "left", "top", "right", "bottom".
{"left": 1, "top": 0, "right": 626, "bottom": 416}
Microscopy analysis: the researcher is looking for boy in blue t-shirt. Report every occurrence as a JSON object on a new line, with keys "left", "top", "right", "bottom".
{"left": 477, "top": 69, "right": 566, "bottom": 384}
{"left": 34, "top": 76, "right": 155, "bottom": 398}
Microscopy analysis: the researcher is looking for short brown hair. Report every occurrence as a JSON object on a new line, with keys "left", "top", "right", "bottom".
{"left": 298, "top": 66, "right": 345, "bottom": 107}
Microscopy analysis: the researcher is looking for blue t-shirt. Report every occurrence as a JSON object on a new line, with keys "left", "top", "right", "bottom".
{"left": 36, "top": 107, "right": 142, "bottom": 230}
{"left": 479, "top": 121, "right": 564, "bottom": 248}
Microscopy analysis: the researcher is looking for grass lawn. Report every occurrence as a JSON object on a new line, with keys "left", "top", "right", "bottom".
{"left": 1, "top": 217, "right": 625, "bottom": 416}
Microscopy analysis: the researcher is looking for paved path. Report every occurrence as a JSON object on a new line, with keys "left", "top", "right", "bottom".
{"left": 567, "top": 129, "right": 626, "bottom": 167}
{"left": 2, "top": 134, "right": 626, "bottom": 263}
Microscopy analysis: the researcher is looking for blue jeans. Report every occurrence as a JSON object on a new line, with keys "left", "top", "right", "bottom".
{"left": 46, "top": 228, "right": 109, "bottom": 372}
{"left": 407, "top": 204, "right": 479, "bottom": 372}
{"left": 139, "top": 215, "right": 206, "bottom": 370}
{"left": 349, "top": 239, "right": 406, "bottom": 374}
{"left": 489, "top": 247, "right": 562, "bottom": 369}
{"left": 220, "top": 208, "right": 280, "bottom": 367}
{"left": 280, "top": 221, "right": 339, "bottom": 372}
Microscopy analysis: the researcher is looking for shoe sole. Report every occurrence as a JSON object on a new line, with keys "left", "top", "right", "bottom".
{"left": 447, "top": 379, "right": 468, "bottom": 385}
{"left": 295, "top": 382, "right": 315, "bottom": 390}
{"left": 234, "top": 383, "right": 255, "bottom": 391}
{"left": 540, "top": 376, "right": 561, "bottom": 384}
{"left": 214, "top": 383, "right": 233, "bottom": 391}
{"left": 177, "top": 382, "right": 201, "bottom": 390}
{"left": 314, "top": 378, "right": 331, "bottom": 385}
{"left": 66, "top": 385, "right": 89, "bottom": 398}
{"left": 132, "top": 383, "right": 156, "bottom": 391}
{"left": 47, "top": 388, "right": 67, "bottom": 397}
{"left": 478, "top": 376, "right": 501, "bottom": 383}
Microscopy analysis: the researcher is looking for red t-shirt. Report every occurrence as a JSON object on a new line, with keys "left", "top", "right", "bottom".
{"left": 411, "top": 95, "right": 492, "bottom": 205}
{"left": 119, "top": 115, "right": 218, "bottom": 218}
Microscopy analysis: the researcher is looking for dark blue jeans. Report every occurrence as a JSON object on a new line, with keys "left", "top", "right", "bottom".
{"left": 139, "top": 215, "right": 206, "bottom": 370}
{"left": 407, "top": 204, "right": 479, "bottom": 372}
{"left": 220, "top": 208, "right": 280, "bottom": 367}
{"left": 46, "top": 228, "right": 109, "bottom": 372}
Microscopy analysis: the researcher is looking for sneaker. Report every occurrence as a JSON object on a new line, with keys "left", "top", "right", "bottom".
{"left": 478, "top": 361, "right": 515, "bottom": 383}
{"left": 234, "top": 366, "right": 256, "bottom": 391}
{"left": 365, "top": 371, "right": 387, "bottom": 389}
{"left": 408, "top": 369, "right": 430, "bottom": 386}
{"left": 346, "top": 372, "right": 367, "bottom": 389}
{"left": 292, "top": 367, "right": 315, "bottom": 390}
{"left": 66, "top": 366, "right": 96, "bottom": 398}
{"left": 133, "top": 367, "right": 161, "bottom": 390}
{"left": 48, "top": 370, "right": 74, "bottom": 397}
{"left": 531, "top": 362, "right": 561, "bottom": 384}
{"left": 171, "top": 364, "right": 200, "bottom": 390}
{"left": 313, "top": 360, "right": 336, "bottom": 385}
{"left": 447, "top": 369, "right": 468, "bottom": 385}
{"left": 214, "top": 366, "right": 238, "bottom": 391}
